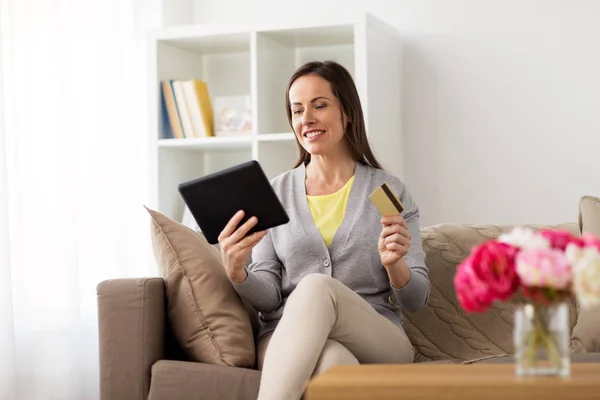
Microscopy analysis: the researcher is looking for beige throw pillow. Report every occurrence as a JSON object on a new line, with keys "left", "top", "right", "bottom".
{"left": 579, "top": 195, "right": 600, "bottom": 237}
{"left": 571, "top": 195, "right": 600, "bottom": 353}
{"left": 145, "top": 206, "right": 255, "bottom": 368}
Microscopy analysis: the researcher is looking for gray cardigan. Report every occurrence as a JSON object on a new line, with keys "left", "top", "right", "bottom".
{"left": 232, "top": 162, "right": 430, "bottom": 339}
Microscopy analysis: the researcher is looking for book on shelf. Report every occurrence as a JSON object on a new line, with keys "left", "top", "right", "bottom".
{"left": 160, "top": 79, "right": 215, "bottom": 139}
{"left": 161, "top": 81, "right": 183, "bottom": 139}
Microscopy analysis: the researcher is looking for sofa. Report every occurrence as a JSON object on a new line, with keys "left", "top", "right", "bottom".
{"left": 97, "top": 196, "right": 600, "bottom": 400}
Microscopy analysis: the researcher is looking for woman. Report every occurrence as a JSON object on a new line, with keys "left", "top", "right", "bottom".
{"left": 218, "top": 60, "right": 430, "bottom": 400}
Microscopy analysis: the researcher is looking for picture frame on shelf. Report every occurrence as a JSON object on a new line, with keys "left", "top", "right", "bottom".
{"left": 213, "top": 95, "right": 253, "bottom": 137}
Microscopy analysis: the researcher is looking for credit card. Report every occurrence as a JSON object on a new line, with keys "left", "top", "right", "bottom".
{"left": 369, "top": 183, "right": 404, "bottom": 216}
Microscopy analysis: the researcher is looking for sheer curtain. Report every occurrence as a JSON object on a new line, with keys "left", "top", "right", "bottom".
{"left": 0, "top": 0, "right": 159, "bottom": 398}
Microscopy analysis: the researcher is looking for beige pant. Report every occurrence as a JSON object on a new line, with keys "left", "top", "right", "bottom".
{"left": 256, "top": 274, "right": 414, "bottom": 400}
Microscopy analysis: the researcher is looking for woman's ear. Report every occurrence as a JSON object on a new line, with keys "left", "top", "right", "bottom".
{"left": 342, "top": 113, "right": 351, "bottom": 129}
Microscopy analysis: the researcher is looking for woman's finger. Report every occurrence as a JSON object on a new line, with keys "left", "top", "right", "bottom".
{"left": 219, "top": 210, "right": 246, "bottom": 242}
{"left": 384, "top": 242, "right": 408, "bottom": 253}
{"left": 400, "top": 226, "right": 412, "bottom": 242}
{"left": 231, "top": 215, "right": 260, "bottom": 243}
{"left": 380, "top": 224, "right": 401, "bottom": 237}
{"left": 385, "top": 233, "right": 403, "bottom": 244}
{"left": 385, "top": 233, "right": 410, "bottom": 247}
{"left": 381, "top": 215, "right": 408, "bottom": 228}
{"left": 381, "top": 225, "right": 411, "bottom": 241}
{"left": 237, "top": 230, "right": 268, "bottom": 250}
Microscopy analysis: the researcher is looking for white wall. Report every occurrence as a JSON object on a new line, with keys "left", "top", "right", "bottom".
{"left": 189, "top": 0, "right": 600, "bottom": 227}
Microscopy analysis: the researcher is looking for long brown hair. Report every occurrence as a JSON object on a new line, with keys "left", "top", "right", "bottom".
{"left": 285, "top": 60, "right": 382, "bottom": 169}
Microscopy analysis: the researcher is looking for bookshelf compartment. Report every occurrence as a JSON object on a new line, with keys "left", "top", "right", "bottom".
{"left": 156, "top": 34, "right": 251, "bottom": 94}
{"left": 156, "top": 33, "right": 252, "bottom": 140}
{"left": 296, "top": 44, "right": 354, "bottom": 76}
{"left": 202, "top": 149, "right": 253, "bottom": 176}
{"left": 260, "top": 25, "right": 354, "bottom": 48}
{"left": 257, "top": 140, "right": 300, "bottom": 180}
{"left": 158, "top": 147, "right": 252, "bottom": 221}
{"left": 255, "top": 27, "right": 355, "bottom": 136}
{"left": 158, "top": 148, "right": 205, "bottom": 221}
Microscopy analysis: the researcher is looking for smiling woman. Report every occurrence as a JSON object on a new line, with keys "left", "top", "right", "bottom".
{"left": 217, "top": 60, "right": 430, "bottom": 400}
{"left": 286, "top": 61, "right": 382, "bottom": 171}
{"left": 289, "top": 76, "right": 347, "bottom": 158}
{"left": 0, "top": 0, "right": 158, "bottom": 398}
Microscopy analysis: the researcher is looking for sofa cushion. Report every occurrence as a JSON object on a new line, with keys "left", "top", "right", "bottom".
{"left": 571, "top": 195, "right": 600, "bottom": 353}
{"left": 404, "top": 223, "right": 579, "bottom": 363}
{"left": 579, "top": 195, "right": 600, "bottom": 236}
{"left": 146, "top": 207, "right": 255, "bottom": 368}
{"left": 148, "top": 360, "right": 260, "bottom": 400}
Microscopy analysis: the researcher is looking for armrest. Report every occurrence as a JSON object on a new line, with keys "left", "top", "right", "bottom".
{"left": 97, "top": 278, "right": 165, "bottom": 400}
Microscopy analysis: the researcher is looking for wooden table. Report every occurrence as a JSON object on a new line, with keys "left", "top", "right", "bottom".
{"left": 306, "top": 363, "right": 600, "bottom": 400}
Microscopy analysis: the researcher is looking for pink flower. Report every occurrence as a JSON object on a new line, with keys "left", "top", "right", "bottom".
{"left": 516, "top": 247, "right": 571, "bottom": 290}
{"left": 583, "top": 232, "right": 600, "bottom": 252}
{"left": 454, "top": 241, "right": 519, "bottom": 312}
{"left": 471, "top": 241, "right": 520, "bottom": 299}
{"left": 454, "top": 261, "right": 492, "bottom": 312}
{"left": 538, "top": 229, "right": 585, "bottom": 251}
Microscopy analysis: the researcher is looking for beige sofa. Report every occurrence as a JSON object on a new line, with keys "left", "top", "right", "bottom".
{"left": 97, "top": 217, "right": 600, "bottom": 400}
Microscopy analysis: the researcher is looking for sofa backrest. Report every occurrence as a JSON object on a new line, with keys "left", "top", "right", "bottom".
{"left": 403, "top": 222, "right": 580, "bottom": 363}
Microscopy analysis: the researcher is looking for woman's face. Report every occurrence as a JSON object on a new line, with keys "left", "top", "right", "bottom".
{"left": 288, "top": 74, "right": 348, "bottom": 158}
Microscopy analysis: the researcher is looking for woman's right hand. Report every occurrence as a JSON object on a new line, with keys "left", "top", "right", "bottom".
{"left": 218, "top": 210, "right": 268, "bottom": 283}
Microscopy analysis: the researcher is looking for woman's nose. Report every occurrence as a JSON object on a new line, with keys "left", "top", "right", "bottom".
{"left": 302, "top": 110, "right": 315, "bottom": 125}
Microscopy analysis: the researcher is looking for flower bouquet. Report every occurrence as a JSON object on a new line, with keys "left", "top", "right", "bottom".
{"left": 454, "top": 227, "right": 600, "bottom": 377}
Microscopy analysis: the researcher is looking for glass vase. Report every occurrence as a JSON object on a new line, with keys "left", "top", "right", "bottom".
{"left": 513, "top": 301, "right": 570, "bottom": 377}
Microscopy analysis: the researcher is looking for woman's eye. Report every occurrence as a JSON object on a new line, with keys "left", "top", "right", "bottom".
{"left": 315, "top": 104, "right": 326, "bottom": 110}
{"left": 293, "top": 109, "right": 303, "bottom": 115}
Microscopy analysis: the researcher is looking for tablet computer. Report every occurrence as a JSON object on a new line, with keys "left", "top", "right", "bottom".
{"left": 178, "top": 160, "right": 290, "bottom": 244}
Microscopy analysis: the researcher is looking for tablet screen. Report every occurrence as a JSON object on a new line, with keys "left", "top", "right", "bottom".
{"left": 178, "top": 160, "right": 289, "bottom": 244}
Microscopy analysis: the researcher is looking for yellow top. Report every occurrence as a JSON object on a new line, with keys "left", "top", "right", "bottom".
{"left": 306, "top": 175, "right": 355, "bottom": 247}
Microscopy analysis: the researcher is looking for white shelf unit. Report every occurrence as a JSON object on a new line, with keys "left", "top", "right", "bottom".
{"left": 148, "top": 13, "right": 402, "bottom": 223}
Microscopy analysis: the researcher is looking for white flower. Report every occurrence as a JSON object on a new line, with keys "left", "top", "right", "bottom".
{"left": 566, "top": 243, "right": 584, "bottom": 265}
{"left": 573, "top": 246, "right": 600, "bottom": 308}
{"left": 498, "top": 227, "right": 550, "bottom": 250}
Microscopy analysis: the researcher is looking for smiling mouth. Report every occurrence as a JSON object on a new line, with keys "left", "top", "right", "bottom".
{"left": 304, "top": 130, "right": 325, "bottom": 138}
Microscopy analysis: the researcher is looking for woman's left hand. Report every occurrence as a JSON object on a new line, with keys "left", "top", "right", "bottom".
{"left": 378, "top": 215, "right": 412, "bottom": 268}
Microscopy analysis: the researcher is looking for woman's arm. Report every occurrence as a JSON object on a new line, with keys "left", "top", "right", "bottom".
{"left": 378, "top": 179, "right": 430, "bottom": 312}
{"left": 389, "top": 200, "right": 430, "bottom": 312}
{"left": 384, "top": 258, "right": 411, "bottom": 289}
{"left": 230, "top": 229, "right": 283, "bottom": 313}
